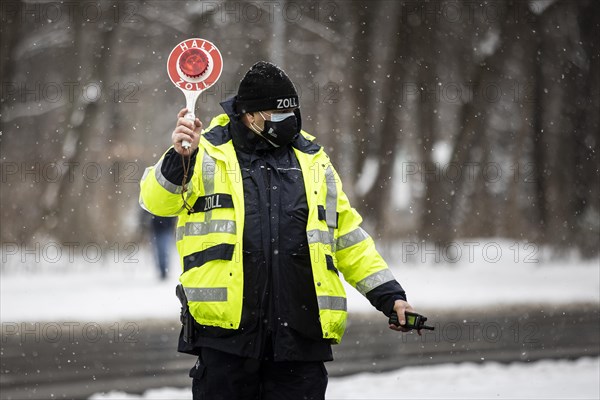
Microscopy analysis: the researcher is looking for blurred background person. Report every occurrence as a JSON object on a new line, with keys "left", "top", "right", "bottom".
{"left": 141, "top": 211, "right": 176, "bottom": 280}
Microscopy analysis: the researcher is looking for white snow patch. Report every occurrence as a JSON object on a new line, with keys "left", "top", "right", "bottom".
{"left": 345, "top": 256, "right": 600, "bottom": 313}
{"left": 88, "top": 357, "right": 600, "bottom": 399}
{"left": 529, "top": 0, "right": 557, "bottom": 15}
{"left": 391, "top": 152, "right": 412, "bottom": 210}
{"left": 355, "top": 157, "right": 379, "bottom": 197}
{"left": 478, "top": 30, "right": 500, "bottom": 58}
{"left": 431, "top": 140, "right": 452, "bottom": 166}
{"left": 0, "top": 246, "right": 181, "bottom": 323}
{"left": 327, "top": 357, "right": 600, "bottom": 399}
{"left": 1, "top": 241, "right": 598, "bottom": 322}
{"left": 90, "top": 387, "right": 187, "bottom": 400}
{"left": 357, "top": 240, "right": 600, "bottom": 313}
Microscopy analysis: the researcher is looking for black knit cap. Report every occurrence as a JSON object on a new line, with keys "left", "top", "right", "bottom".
{"left": 235, "top": 61, "right": 299, "bottom": 114}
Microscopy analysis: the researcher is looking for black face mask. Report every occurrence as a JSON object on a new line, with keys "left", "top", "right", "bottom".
{"left": 250, "top": 111, "right": 298, "bottom": 147}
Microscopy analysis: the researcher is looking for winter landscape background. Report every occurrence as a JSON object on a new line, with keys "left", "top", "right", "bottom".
{"left": 1, "top": 0, "right": 599, "bottom": 254}
{"left": 1, "top": 1, "right": 599, "bottom": 399}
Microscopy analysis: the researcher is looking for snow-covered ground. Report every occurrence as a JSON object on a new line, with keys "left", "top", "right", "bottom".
{"left": 1, "top": 241, "right": 598, "bottom": 322}
{"left": 2, "top": 242, "right": 599, "bottom": 399}
{"left": 88, "top": 357, "right": 600, "bottom": 399}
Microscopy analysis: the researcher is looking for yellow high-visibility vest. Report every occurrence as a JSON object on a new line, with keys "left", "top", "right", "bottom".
{"left": 139, "top": 114, "right": 395, "bottom": 344}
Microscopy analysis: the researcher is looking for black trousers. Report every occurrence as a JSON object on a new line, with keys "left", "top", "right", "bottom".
{"left": 190, "top": 347, "right": 328, "bottom": 400}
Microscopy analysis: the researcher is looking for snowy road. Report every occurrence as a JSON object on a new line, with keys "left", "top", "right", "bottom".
{"left": 2, "top": 303, "right": 598, "bottom": 400}
{"left": 90, "top": 357, "right": 600, "bottom": 400}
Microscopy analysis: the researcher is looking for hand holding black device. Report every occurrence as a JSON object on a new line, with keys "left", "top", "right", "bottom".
{"left": 389, "top": 311, "right": 435, "bottom": 330}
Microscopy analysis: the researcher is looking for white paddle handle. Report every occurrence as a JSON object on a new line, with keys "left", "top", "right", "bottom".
{"left": 182, "top": 111, "right": 195, "bottom": 149}
{"left": 182, "top": 91, "right": 199, "bottom": 149}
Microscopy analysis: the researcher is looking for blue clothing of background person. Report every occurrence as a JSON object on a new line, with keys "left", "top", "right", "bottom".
{"left": 150, "top": 215, "right": 175, "bottom": 280}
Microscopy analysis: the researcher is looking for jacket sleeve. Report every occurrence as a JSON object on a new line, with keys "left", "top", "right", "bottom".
{"left": 332, "top": 167, "right": 407, "bottom": 317}
{"left": 139, "top": 147, "right": 199, "bottom": 217}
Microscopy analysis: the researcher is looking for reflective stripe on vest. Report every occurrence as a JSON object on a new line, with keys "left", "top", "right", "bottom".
{"left": 184, "top": 287, "right": 227, "bottom": 302}
{"left": 336, "top": 227, "right": 370, "bottom": 251}
{"left": 355, "top": 269, "right": 395, "bottom": 296}
{"left": 178, "top": 151, "right": 237, "bottom": 242}
{"left": 307, "top": 229, "right": 331, "bottom": 246}
{"left": 140, "top": 160, "right": 193, "bottom": 216}
{"left": 317, "top": 295, "right": 347, "bottom": 311}
{"left": 176, "top": 220, "right": 237, "bottom": 241}
{"left": 305, "top": 166, "right": 338, "bottom": 254}
{"left": 324, "top": 166, "right": 338, "bottom": 248}
{"left": 155, "top": 157, "right": 185, "bottom": 194}
{"left": 202, "top": 150, "right": 216, "bottom": 223}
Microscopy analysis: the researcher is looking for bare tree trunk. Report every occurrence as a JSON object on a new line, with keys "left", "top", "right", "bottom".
{"left": 533, "top": 0, "right": 590, "bottom": 252}
{"left": 573, "top": 0, "right": 600, "bottom": 256}
{"left": 361, "top": 2, "right": 408, "bottom": 237}
{"left": 416, "top": 22, "right": 452, "bottom": 244}
{"left": 36, "top": 2, "right": 118, "bottom": 244}
{"left": 448, "top": 64, "right": 491, "bottom": 236}
{"left": 0, "top": 0, "right": 22, "bottom": 85}
{"left": 531, "top": 16, "right": 548, "bottom": 243}
{"left": 270, "top": 0, "right": 285, "bottom": 66}
{"left": 348, "top": 2, "right": 379, "bottom": 186}
{"left": 448, "top": 1, "right": 514, "bottom": 238}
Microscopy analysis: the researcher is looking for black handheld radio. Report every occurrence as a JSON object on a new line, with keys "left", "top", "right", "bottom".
{"left": 389, "top": 311, "right": 435, "bottom": 331}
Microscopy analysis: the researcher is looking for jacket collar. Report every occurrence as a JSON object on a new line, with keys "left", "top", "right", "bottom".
{"left": 220, "top": 96, "right": 277, "bottom": 155}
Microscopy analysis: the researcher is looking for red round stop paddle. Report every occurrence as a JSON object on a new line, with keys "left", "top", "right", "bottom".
{"left": 167, "top": 38, "right": 223, "bottom": 148}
